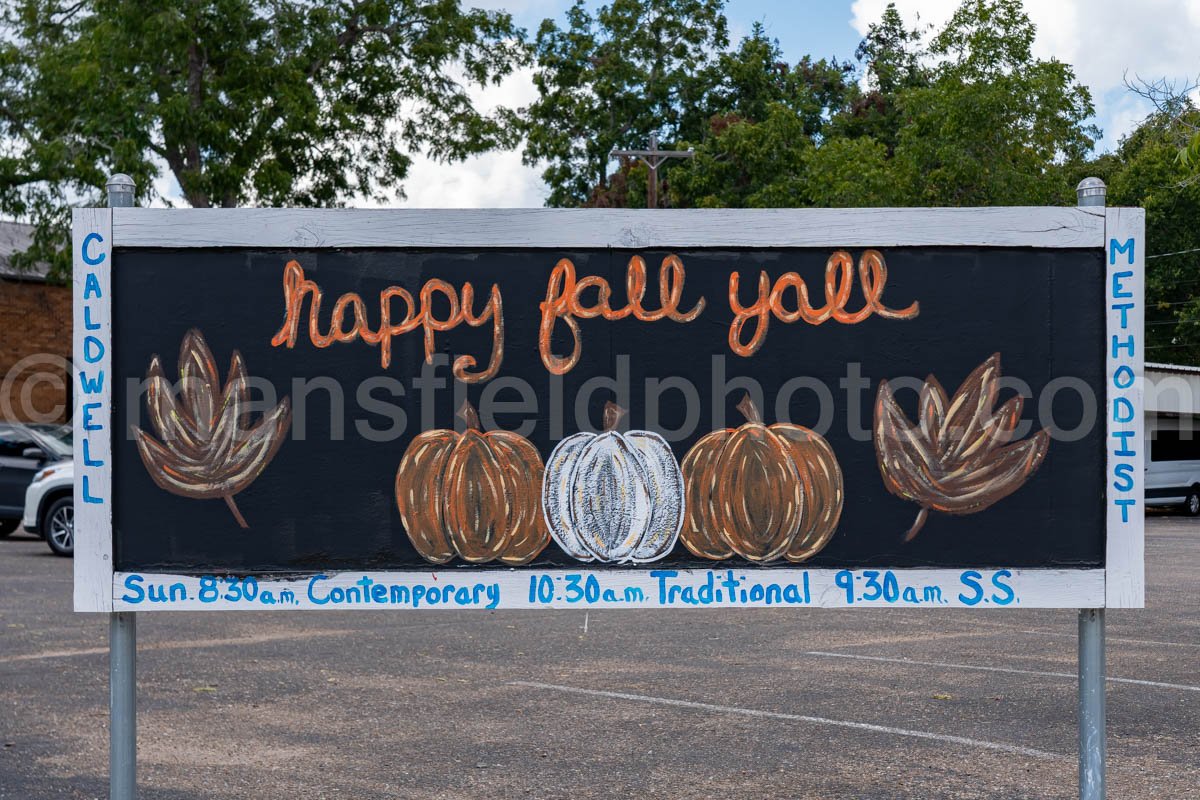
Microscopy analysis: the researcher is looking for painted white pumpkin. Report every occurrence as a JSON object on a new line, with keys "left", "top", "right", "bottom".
{"left": 543, "top": 403, "right": 685, "bottom": 564}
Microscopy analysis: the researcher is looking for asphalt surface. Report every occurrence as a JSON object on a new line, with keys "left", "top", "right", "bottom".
{"left": 0, "top": 517, "right": 1197, "bottom": 799}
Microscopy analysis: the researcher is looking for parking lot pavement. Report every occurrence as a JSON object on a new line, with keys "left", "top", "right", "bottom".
{"left": 1, "top": 518, "right": 1197, "bottom": 799}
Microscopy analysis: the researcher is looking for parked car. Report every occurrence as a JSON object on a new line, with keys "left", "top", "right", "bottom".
{"left": 1145, "top": 425, "right": 1200, "bottom": 515}
{"left": 23, "top": 459, "right": 74, "bottom": 556}
{"left": 0, "top": 422, "right": 71, "bottom": 538}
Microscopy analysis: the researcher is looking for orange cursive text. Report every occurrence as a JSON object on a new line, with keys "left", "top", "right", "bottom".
{"left": 539, "top": 254, "right": 706, "bottom": 375}
{"left": 271, "top": 260, "right": 504, "bottom": 383}
{"left": 728, "top": 249, "right": 919, "bottom": 357}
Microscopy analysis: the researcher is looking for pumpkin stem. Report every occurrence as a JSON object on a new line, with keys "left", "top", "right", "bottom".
{"left": 903, "top": 506, "right": 929, "bottom": 542}
{"left": 602, "top": 401, "right": 626, "bottom": 432}
{"left": 457, "top": 399, "right": 482, "bottom": 431}
{"left": 736, "top": 392, "right": 763, "bottom": 424}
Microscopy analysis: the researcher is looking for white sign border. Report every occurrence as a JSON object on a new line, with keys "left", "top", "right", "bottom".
{"left": 111, "top": 206, "right": 1105, "bottom": 249}
{"left": 1104, "top": 208, "right": 1146, "bottom": 608}
{"left": 72, "top": 208, "right": 115, "bottom": 612}
{"left": 73, "top": 206, "right": 1139, "bottom": 611}
{"left": 111, "top": 568, "right": 1105, "bottom": 612}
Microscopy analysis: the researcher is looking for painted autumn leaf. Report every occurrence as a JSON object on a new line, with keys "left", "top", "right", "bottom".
{"left": 132, "top": 329, "right": 291, "bottom": 528}
{"left": 874, "top": 353, "right": 1050, "bottom": 541}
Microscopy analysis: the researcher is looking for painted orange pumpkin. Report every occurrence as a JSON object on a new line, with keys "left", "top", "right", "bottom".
{"left": 680, "top": 393, "right": 843, "bottom": 563}
{"left": 395, "top": 401, "right": 548, "bottom": 565}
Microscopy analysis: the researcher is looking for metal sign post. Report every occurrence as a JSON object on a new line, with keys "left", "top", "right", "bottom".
{"left": 1078, "top": 608, "right": 1106, "bottom": 798}
{"left": 105, "top": 173, "right": 137, "bottom": 800}
{"left": 1076, "top": 175, "right": 1108, "bottom": 800}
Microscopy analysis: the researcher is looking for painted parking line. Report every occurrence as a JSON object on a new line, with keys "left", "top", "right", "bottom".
{"left": 511, "top": 680, "right": 1065, "bottom": 760}
{"left": 958, "top": 615, "right": 1200, "bottom": 646}
{"left": 1018, "top": 630, "right": 1200, "bottom": 649}
{"left": 804, "top": 651, "right": 1200, "bottom": 692}
{"left": 794, "top": 629, "right": 1006, "bottom": 650}
{"left": 811, "top": 613, "right": 1200, "bottom": 652}
{"left": 941, "top": 616, "right": 1200, "bottom": 650}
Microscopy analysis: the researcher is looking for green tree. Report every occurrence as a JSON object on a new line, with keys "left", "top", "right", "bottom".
{"left": 802, "top": 138, "right": 899, "bottom": 207}
{"left": 523, "top": 0, "right": 728, "bottom": 207}
{"left": 671, "top": 113, "right": 899, "bottom": 209}
{"left": 1122, "top": 75, "right": 1200, "bottom": 176}
{"left": 668, "top": 0, "right": 1097, "bottom": 211}
{"left": 666, "top": 27, "right": 854, "bottom": 208}
{"left": 705, "top": 23, "right": 852, "bottom": 138}
{"left": 891, "top": 0, "right": 1096, "bottom": 205}
{"left": 1106, "top": 110, "right": 1200, "bottom": 364}
{"left": 0, "top": 0, "right": 528, "bottom": 279}
{"left": 834, "top": 2, "right": 929, "bottom": 152}
{"left": 669, "top": 104, "right": 812, "bottom": 208}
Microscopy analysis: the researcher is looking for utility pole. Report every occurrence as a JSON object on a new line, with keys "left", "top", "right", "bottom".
{"left": 610, "top": 134, "right": 693, "bottom": 209}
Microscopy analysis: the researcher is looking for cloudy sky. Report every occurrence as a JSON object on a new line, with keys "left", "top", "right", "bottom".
{"left": 387, "top": 0, "right": 1200, "bottom": 209}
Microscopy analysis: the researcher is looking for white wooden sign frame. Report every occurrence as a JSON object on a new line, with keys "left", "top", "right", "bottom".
{"left": 72, "top": 206, "right": 1144, "bottom": 613}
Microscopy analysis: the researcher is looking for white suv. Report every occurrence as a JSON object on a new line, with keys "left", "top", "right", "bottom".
{"left": 23, "top": 459, "right": 74, "bottom": 556}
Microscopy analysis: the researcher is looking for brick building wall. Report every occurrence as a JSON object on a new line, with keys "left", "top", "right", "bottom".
{"left": 0, "top": 278, "right": 72, "bottom": 422}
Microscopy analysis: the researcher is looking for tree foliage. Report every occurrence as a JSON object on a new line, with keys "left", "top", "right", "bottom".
{"left": 891, "top": 0, "right": 1096, "bottom": 206}
{"left": 706, "top": 23, "right": 852, "bottom": 139}
{"left": 836, "top": 3, "right": 929, "bottom": 151}
{"left": 667, "top": 0, "right": 1099, "bottom": 209}
{"left": 0, "top": 0, "right": 528, "bottom": 279}
{"left": 522, "top": 0, "right": 728, "bottom": 208}
{"left": 526, "top": 0, "right": 1097, "bottom": 212}
{"left": 667, "top": 26, "right": 854, "bottom": 209}
{"left": 669, "top": 104, "right": 812, "bottom": 209}
{"left": 1105, "top": 111, "right": 1200, "bottom": 364}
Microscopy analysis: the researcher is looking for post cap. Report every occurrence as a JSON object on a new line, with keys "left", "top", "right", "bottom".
{"left": 105, "top": 173, "right": 136, "bottom": 207}
{"left": 1075, "top": 177, "right": 1106, "bottom": 207}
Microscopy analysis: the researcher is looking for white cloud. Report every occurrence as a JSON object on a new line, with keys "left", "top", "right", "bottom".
{"left": 849, "top": 0, "right": 958, "bottom": 39}
{"left": 388, "top": 147, "right": 546, "bottom": 208}
{"left": 850, "top": 0, "right": 1200, "bottom": 151}
{"left": 385, "top": 65, "right": 547, "bottom": 208}
{"left": 381, "top": 1, "right": 569, "bottom": 207}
